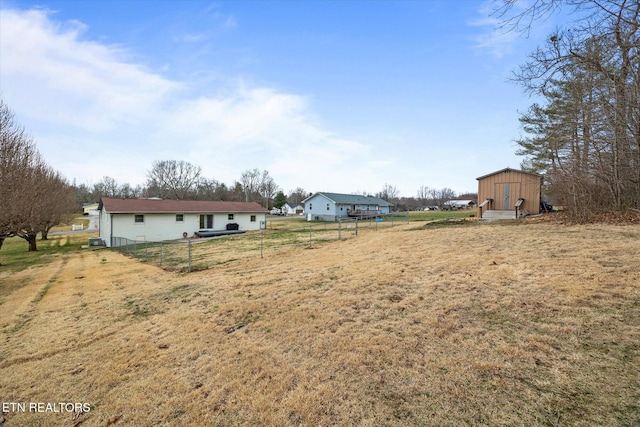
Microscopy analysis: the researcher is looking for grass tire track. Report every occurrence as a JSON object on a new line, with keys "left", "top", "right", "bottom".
{"left": 6, "top": 255, "right": 69, "bottom": 335}
{"left": 0, "top": 329, "right": 120, "bottom": 369}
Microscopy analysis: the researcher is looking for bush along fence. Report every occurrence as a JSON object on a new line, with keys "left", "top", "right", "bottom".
{"left": 111, "top": 213, "right": 410, "bottom": 272}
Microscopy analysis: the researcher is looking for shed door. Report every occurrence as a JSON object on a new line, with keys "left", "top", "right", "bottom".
{"left": 494, "top": 182, "right": 521, "bottom": 210}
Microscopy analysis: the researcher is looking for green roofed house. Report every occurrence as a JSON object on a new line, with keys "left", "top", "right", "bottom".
{"left": 302, "top": 192, "right": 394, "bottom": 221}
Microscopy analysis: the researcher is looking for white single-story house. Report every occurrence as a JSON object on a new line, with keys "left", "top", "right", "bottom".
{"left": 280, "top": 202, "right": 304, "bottom": 215}
{"left": 302, "top": 192, "right": 394, "bottom": 221}
{"left": 99, "top": 197, "right": 267, "bottom": 247}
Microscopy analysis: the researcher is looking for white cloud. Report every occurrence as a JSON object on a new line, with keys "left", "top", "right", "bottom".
{"left": 470, "top": 0, "right": 563, "bottom": 59}
{"left": 173, "top": 32, "right": 211, "bottom": 43}
{"left": 1, "top": 8, "right": 179, "bottom": 131}
{"left": 223, "top": 16, "right": 237, "bottom": 30}
{"left": 1, "top": 6, "right": 530, "bottom": 197}
{"left": 468, "top": 1, "right": 523, "bottom": 58}
{"left": 158, "top": 85, "right": 372, "bottom": 191}
{"left": 0, "top": 7, "right": 384, "bottom": 194}
{"left": 201, "top": 3, "right": 237, "bottom": 30}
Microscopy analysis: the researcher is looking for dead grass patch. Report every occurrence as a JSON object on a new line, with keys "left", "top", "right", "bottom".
{"left": 0, "top": 222, "right": 639, "bottom": 426}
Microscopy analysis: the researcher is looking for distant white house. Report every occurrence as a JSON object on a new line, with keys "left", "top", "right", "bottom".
{"left": 99, "top": 197, "right": 267, "bottom": 247}
{"left": 302, "top": 192, "right": 394, "bottom": 221}
{"left": 280, "top": 202, "right": 304, "bottom": 215}
{"left": 444, "top": 199, "right": 477, "bottom": 210}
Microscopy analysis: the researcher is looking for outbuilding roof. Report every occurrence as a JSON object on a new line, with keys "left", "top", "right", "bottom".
{"left": 302, "top": 192, "right": 394, "bottom": 207}
{"left": 99, "top": 197, "right": 267, "bottom": 214}
{"left": 476, "top": 167, "right": 543, "bottom": 181}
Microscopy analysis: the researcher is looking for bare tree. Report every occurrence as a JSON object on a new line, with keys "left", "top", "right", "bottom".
{"left": 240, "top": 168, "right": 261, "bottom": 203}
{"left": 0, "top": 99, "right": 75, "bottom": 251}
{"left": 37, "top": 168, "right": 76, "bottom": 240}
{"left": 288, "top": 187, "right": 309, "bottom": 205}
{"left": 416, "top": 185, "right": 431, "bottom": 205}
{"left": 377, "top": 183, "right": 400, "bottom": 202}
{"left": 1, "top": 100, "right": 43, "bottom": 251}
{"left": 430, "top": 187, "right": 457, "bottom": 208}
{"left": 497, "top": 0, "right": 640, "bottom": 214}
{"left": 259, "top": 170, "right": 278, "bottom": 209}
{"left": 93, "top": 176, "right": 121, "bottom": 199}
{"left": 89, "top": 176, "right": 141, "bottom": 200}
{"left": 195, "top": 178, "right": 224, "bottom": 200}
{"left": 118, "top": 183, "right": 143, "bottom": 199}
{"left": 146, "top": 160, "right": 202, "bottom": 199}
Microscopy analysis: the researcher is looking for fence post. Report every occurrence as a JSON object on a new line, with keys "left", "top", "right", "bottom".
{"left": 161, "top": 241, "right": 164, "bottom": 266}
{"left": 338, "top": 220, "right": 341, "bottom": 240}
{"left": 355, "top": 218, "right": 358, "bottom": 236}
{"left": 188, "top": 238, "right": 192, "bottom": 273}
{"left": 309, "top": 225, "right": 312, "bottom": 248}
{"left": 261, "top": 230, "right": 264, "bottom": 258}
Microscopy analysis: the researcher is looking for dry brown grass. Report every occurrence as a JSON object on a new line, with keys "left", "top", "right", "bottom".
{"left": 1, "top": 221, "right": 639, "bottom": 426}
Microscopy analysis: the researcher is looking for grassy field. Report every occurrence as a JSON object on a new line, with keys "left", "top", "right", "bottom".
{"left": 265, "top": 210, "right": 473, "bottom": 230}
{"left": 0, "top": 219, "right": 639, "bottom": 426}
{"left": 114, "top": 212, "right": 433, "bottom": 272}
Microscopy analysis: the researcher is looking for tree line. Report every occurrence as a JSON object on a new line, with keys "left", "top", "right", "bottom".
{"left": 0, "top": 100, "right": 76, "bottom": 252}
{"left": 74, "top": 164, "right": 311, "bottom": 210}
{"left": 2, "top": 98, "right": 472, "bottom": 254}
{"left": 76, "top": 168, "right": 470, "bottom": 212}
{"left": 498, "top": 0, "right": 640, "bottom": 219}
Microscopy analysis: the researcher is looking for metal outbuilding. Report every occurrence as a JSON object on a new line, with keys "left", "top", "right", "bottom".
{"left": 476, "top": 168, "right": 543, "bottom": 219}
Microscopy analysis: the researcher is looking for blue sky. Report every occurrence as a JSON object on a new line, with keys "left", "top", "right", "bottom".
{"left": 0, "top": 0, "right": 559, "bottom": 197}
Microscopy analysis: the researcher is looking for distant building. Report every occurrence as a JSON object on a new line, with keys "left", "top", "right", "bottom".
{"left": 443, "top": 199, "right": 477, "bottom": 210}
{"left": 302, "top": 192, "right": 394, "bottom": 221}
{"left": 99, "top": 197, "right": 267, "bottom": 247}
{"left": 280, "top": 202, "right": 304, "bottom": 215}
{"left": 476, "top": 167, "right": 543, "bottom": 219}
{"left": 82, "top": 202, "right": 99, "bottom": 215}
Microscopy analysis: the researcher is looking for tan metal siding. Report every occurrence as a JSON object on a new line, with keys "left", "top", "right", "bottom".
{"left": 477, "top": 170, "right": 541, "bottom": 215}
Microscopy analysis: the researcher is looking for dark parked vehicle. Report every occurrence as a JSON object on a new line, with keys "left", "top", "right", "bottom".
{"left": 540, "top": 200, "right": 554, "bottom": 212}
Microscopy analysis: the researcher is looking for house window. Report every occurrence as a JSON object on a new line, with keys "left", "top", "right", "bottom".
{"left": 228, "top": 214, "right": 234, "bottom": 220}
{"left": 309, "top": 203, "right": 312, "bottom": 210}
{"left": 134, "top": 214, "right": 144, "bottom": 223}
{"left": 199, "top": 214, "right": 213, "bottom": 229}
{"left": 326, "top": 203, "right": 330, "bottom": 211}
{"left": 176, "top": 214, "right": 184, "bottom": 222}
{"left": 250, "top": 215, "right": 256, "bottom": 222}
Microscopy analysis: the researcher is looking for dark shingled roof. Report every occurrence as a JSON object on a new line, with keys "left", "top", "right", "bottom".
{"left": 99, "top": 197, "right": 268, "bottom": 213}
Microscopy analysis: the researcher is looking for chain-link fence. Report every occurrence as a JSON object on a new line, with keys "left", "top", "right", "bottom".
{"left": 111, "top": 213, "right": 409, "bottom": 272}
